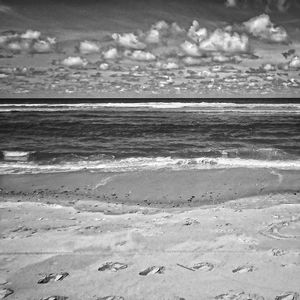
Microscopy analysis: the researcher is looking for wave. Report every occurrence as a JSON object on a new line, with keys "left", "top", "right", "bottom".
{"left": 0, "top": 156, "right": 300, "bottom": 174}
{"left": 0, "top": 102, "right": 300, "bottom": 113}
{"left": 1, "top": 151, "right": 34, "bottom": 162}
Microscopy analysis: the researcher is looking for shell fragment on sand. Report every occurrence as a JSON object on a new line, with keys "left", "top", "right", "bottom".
{"left": 139, "top": 266, "right": 165, "bottom": 276}
{"left": 38, "top": 272, "right": 69, "bottom": 284}
{"left": 98, "top": 262, "right": 128, "bottom": 272}
{"left": 0, "top": 288, "right": 13, "bottom": 299}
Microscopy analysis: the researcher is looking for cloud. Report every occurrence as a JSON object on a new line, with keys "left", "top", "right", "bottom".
{"left": 79, "top": 40, "right": 100, "bottom": 54}
{"left": 199, "top": 29, "right": 249, "bottom": 53}
{"left": 99, "top": 63, "right": 109, "bottom": 70}
{"left": 180, "top": 41, "right": 203, "bottom": 57}
{"left": 125, "top": 50, "right": 156, "bottom": 61}
{"left": 31, "top": 40, "right": 54, "bottom": 53}
{"left": 156, "top": 61, "right": 179, "bottom": 69}
{"left": 288, "top": 55, "right": 300, "bottom": 70}
{"left": 243, "top": 14, "right": 289, "bottom": 43}
{"left": 103, "top": 48, "right": 118, "bottom": 60}
{"left": 0, "top": 4, "right": 11, "bottom": 13}
{"left": 21, "top": 30, "right": 41, "bottom": 40}
{"left": 61, "top": 56, "right": 88, "bottom": 68}
{"left": 225, "top": 0, "right": 237, "bottom": 8}
{"left": 0, "top": 30, "right": 57, "bottom": 54}
{"left": 112, "top": 33, "right": 146, "bottom": 50}
{"left": 182, "top": 56, "right": 204, "bottom": 66}
{"left": 212, "top": 53, "right": 242, "bottom": 63}
{"left": 143, "top": 21, "right": 185, "bottom": 45}
{"left": 187, "top": 21, "right": 208, "bottom": 43}
{"left": 7, "top": 41, "right": 22, "bottom": 53}
{"left": 145, "top": 28, "right": 160, "bottom": 44}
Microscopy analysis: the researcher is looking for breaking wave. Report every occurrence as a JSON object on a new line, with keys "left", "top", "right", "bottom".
{"left": 0, "top": 155, "right": 300, "bottom": 175}
{"left": 0, "top": 102, "right": 300, "bottom": 114}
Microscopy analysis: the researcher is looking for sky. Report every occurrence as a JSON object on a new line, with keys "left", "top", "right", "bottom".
{"left": 0, "top": 0, "right": 300, "bottom": 98}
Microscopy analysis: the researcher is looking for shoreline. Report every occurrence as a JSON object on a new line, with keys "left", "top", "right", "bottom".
{"left": 1, "top": 168, "right": 299, "bottom": 210}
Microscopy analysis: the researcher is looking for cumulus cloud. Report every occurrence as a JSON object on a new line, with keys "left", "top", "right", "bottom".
{"left": 112, "top": 33, "right": 146, "bottom": 50}
{"left": 288, "top": 55, "right": 300, "bottom": 70}
{"left": 0, "top": 29, "right": 57, "bottom": 54}
{"left": 61, "top": 56, "right": 88, "bottom": 68}
{"left": 7, "top": 41, "right": 22, "bottom": 53}
{"left": 143, "top": 21, "right": 185, "bottom": 45}
{"left": 145, "top": 28, "right": 160, "bottom": 44}
{"left": 125, "top": 50, "right": 156, "bottom": 61}
{"left": 21, "top": 30, "right": 41, "bottom": 40}
{"left": 187, "top": 21, "right": 208, "bottom": 43}
{"left": 243, "top": 14, "right": 289, "bottom": 43}
{"left": 225, "top": 0, "right": 238, "bottom": 8}
{"left": 180, "top": 40, "right": 203, "bottom": 57}
{"left": 99, "top": 63, "right": 109, "bottom": 70}
{"left": 79, "top": 40, "right": 100, "bottom": 54}
{"left": 103, "top": 48, "right": 118, "bottom": 60}
{"left": 31, "top": 40, "right": 53, "bottom": 53}
{"left": 199, "top": 29, "right": 249, "bottom": 53}
{"left": 182, "top": 56, "right": 204, "bottom": 66}
{"left": 0, "top": 4, "right": 11, "bottom": 13}
{"left": 156, "top": 61, "right": 179, "bottom": 69}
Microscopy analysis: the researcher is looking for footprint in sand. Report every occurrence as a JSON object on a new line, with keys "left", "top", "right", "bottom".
{"left": 98, "top": 262, "right": 128, "bottom": 272}
{"left": 139, "top": 266, "right": 165, "bottom": 276}
{"left": 275, "top": 292, "right": 300, "bottom": 300}
{"left": 271, "top": 248, "right": 287, "bottom": 256}
{"left": 192, "top": 262, "right": 214, "bottom": 271}
{"left": 215, "top": 291, "right": 264, "bottom": 299}
{"left": 0, "top": 288, "right": 13, "bottom": 299}
{"left": 97, "top": 297, "right": 125, "bottom": 300}
{"left": 40, "top": 297, "right": 68, "bottom": 300}
{"left": 260, "top": 218, "right": 300, "bottom": 240}
{"left": 38, "top": 272, "right": 69, "bottom": 284}
{"left": 232, "top": 265, "right": 255, "bottom": 273}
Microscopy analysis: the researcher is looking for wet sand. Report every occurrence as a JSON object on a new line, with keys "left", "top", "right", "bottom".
{"left": 0, "top": 168, "right": 300, "bottom": 299}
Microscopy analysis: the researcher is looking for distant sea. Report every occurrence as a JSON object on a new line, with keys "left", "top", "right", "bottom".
{"left": 0, "top": 100, "right": 300, "bottom": 174}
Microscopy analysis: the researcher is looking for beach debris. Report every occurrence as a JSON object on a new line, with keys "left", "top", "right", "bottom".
{"left": 97, "top": 297, "right": 125, "bottom": 300}
{"left": 275, "top": 292, "right": 300, "bottom": 300}
{"left": 232, "top": 265, "right": 255, "bottom": 273}
{"left": 40, "top": 297, "right": 68, "bottom": 300}
{"left": 215, "top": 290, "right": 264, "bottom": 299}
{"left": 98, "top": 262, "right": 128, "bottom": 272}
{"left": 177, "top": 263, "right": 196, "bottom": 272}
{"left": 38, "top": 272, "right": 69, "bottom": 284}
{"left": 271, "top": 248, "right": 287, "bottom": 256}
{"left": 139, "top": 266, "right": 165, "bottom": 276}
{"left": 192, "top": 262, "right": 214, "bottom": 271}
{"left": 0, "top": 288, "right": 13, "bottom": 299}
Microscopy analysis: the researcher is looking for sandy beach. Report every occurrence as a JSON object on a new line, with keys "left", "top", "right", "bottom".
{"left": 0, "top": 168, "right": 299, "bottom": 300}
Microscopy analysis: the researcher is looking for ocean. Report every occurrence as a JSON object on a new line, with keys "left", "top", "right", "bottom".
{"left": 0, "top": 100, "right": 300, "bottom": 174}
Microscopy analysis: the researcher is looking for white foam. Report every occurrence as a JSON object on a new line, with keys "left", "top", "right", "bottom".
{"left": 0, "top": 156, "right": 300, "bottom": 174}
{"left": 0, "top": 102, "right": 300, "bottom": 113}
{"left": 2, "top": 151, "right": 32, "bottom": 161}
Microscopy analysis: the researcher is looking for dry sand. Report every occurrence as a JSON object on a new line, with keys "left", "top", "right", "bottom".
{"left": 0, "top": 169, "right": 299, "bottom": 300}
